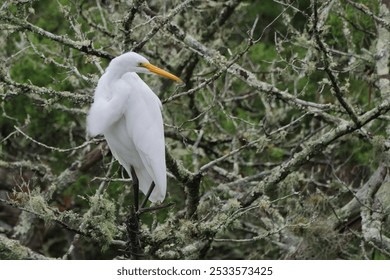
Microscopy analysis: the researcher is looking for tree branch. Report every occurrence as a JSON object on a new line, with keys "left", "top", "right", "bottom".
{"left": 0, "top": 234, "right": 53, "bottom": 260}
{"left": 240, "top": 96, "right": 390, "bottom": 207}
{"left": 0, "top": 11, "right": 113, "bottom": 59}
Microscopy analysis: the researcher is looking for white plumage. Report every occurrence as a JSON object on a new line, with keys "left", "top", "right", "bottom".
{"left": 87, "top": 52, "right": 181, "bottom": 203}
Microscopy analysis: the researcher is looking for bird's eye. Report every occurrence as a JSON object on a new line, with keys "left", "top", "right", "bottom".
{"left": 138, "top": 62, "right": 143, "bottom": 67}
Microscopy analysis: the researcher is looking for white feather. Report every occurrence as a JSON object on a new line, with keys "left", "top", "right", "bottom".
{"left": 86, "top": 52, "right": 171, "bottom": 203}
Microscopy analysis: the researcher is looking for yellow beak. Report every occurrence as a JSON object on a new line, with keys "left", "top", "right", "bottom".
{"left": 141, "top": 63, "right": 183, "bottom": 83}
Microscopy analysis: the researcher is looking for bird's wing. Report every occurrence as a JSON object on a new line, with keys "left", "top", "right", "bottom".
{"left": 123, "top": 74, "right": 167, "bottom": 202}
{"left": 86, "top": 75, "right": 130, "bottom": 137}
{"left": 134, "top": 123, "right": 167, "bottom": 202}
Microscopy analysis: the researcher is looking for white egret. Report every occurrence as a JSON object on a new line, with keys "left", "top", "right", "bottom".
{"left": 87, "top": 52, "right": 181, "bottom": 209}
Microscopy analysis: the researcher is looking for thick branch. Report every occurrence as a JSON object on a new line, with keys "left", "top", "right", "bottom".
{"left": 0, "top": 12, "right": 113, "bottom": 59}
{"left": 0, "top": 235, "right": 53, "bottom": 260}
{"left": 0, "top": 75, "right": 92, "bottom": 105}
{"left": 331, "top": 163, "right": 388, "bottom": 231}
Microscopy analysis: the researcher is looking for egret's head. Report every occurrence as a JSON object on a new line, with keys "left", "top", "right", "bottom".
{"left": 110, "top": 52, "right": 182, "bottom": 83}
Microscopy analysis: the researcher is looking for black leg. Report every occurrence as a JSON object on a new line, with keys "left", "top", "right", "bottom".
{"left": 140, "top": 181, "right": 155, "bottom": 209}
{"left": 130, "top": 166, "right": 139, "bottom": 212}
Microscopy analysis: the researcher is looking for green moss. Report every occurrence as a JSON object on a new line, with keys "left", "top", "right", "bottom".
{"left": 0, "top": 235, "right": 48, "bottom": 259}
{"left": 83, "top": 194, "right": 118, "bottom": 251}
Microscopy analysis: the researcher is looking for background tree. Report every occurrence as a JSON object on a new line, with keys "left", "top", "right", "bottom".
{"left": 1, "top": 0, "right": 390, "bottom": 259}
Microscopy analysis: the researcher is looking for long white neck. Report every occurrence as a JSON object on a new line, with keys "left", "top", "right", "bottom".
{"left": 104, "top": 63, "right": 130, "bottom": 80}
